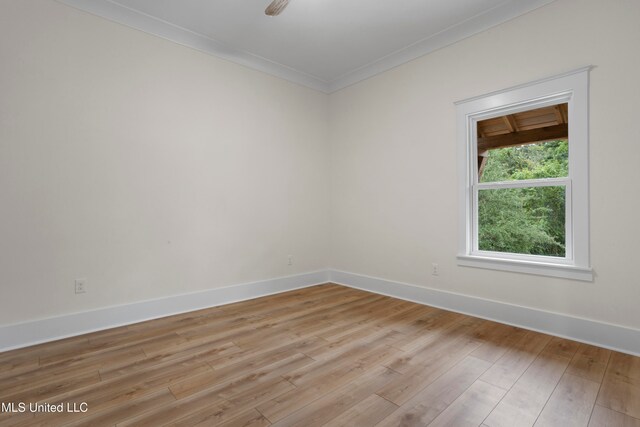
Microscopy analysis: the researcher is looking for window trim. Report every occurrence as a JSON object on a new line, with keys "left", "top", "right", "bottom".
{"left": 456, "top": 67, "right": 593, "bottom": 281}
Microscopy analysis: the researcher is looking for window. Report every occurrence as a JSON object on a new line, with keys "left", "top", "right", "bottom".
{"left": 456, "top": 68, "right": 592, "bottom": 281}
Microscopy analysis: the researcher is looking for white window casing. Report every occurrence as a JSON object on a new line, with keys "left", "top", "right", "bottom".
{"left": 456, "top": 67, "right": 593, "bottom": 281}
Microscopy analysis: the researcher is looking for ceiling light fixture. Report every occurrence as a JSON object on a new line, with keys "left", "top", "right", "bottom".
{"left": 265, "top": 0, "right": 290, "bottom": 16}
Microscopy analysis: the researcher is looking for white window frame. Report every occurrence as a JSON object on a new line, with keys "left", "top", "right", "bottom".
{"left": 456, "top": 67, "right": 593, "bottom": 281}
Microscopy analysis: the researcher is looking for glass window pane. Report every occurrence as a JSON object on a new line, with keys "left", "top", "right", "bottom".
{"left": 477, "top": 103, "right": 569, "bottom": 183}
{"left": 479, "top": 140, "right": 568, "bottom": 183}
{"left": 478, "top": 186, "right": 566, "bottom": 257}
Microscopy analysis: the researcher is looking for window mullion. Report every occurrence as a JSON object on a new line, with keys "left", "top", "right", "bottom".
{"left": 477, "top": 177, "right": 570, "bottom": 190}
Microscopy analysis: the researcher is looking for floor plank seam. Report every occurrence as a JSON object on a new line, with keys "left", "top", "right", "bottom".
{"left": 599, "top": 405, "right": 640, "bottom": 422}
{"left": 373, "top": 391, "right": 399, "bottom": 407}
{"left": 588, "top": 351, "right": 613, "bottom": 425}
{"left": 478, "top": 378, "right": 510, "bottom": 427}
{"left": 255, "top": 406, "right": 274, "bottom": 424}
{"left": 280, "top": 375, "right": 298, "bottom": 388}
{"left": 380, "top": 363, "right": 404, "bottom": 376}
{"left": 491, "top": 336, "right": 551, "bottom": 393}
{"left": 531, "top": 358, "right": 573, "bottom": 427}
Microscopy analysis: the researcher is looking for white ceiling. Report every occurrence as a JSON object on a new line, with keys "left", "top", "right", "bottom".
{"left": 59, "top": 0, "right": 556, "bottom": 92}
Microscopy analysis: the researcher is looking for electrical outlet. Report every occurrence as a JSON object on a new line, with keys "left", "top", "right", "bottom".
{"left": 287, "top": 255, "right": 293, "bottom": 266}
{"left": 432, "top": 263, "right": 439, "bottom": 276}
{"left": 75, "top": 279, "right": 87, "bottom": 294}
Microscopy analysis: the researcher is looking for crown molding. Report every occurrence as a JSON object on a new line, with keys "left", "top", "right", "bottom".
{"left": 58, "top": 0, "right": 557, "bottom": 94}
{"left": 327, "top": 0, "right": 557, "bottom": 92}
{"left": 57, "top": 0, "right": 330, "bottom": 93}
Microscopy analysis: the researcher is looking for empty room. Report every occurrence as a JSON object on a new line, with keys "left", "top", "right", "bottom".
{"left": 1, "top": 0, "right": 639, "bottom": 426}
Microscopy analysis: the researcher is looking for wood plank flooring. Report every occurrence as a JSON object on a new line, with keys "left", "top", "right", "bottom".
{"left": 0, "top": 283, "right": 639, "bottom": 426}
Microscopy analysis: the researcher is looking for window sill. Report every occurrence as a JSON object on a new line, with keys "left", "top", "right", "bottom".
{"left": 457, "top": 254, "right": 593, "bottom": 281}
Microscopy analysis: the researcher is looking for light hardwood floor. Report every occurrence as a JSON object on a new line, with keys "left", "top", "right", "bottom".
{"left": 0, "top": 284, "right": 639, "bottom": 426}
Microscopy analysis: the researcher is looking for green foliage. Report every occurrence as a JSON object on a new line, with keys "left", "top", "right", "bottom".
{"left": 478, "top": 141, "right": 568, "bottom": 257}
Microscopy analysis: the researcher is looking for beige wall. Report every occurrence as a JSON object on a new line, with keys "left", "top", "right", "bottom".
{"left": 0, "top": 0, "right": 329, "bottom": 325}
{"left": 329, "top": 0, "right": 640, "bottom": 329}
{"left": 2, "top": 0, "right": 640, "bottom": 331}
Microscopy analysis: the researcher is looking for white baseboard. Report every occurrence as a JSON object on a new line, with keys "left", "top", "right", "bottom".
{"left": 3, "top": 268, "right": 639, "bottom": 357}
{"left": 329, "top": 269, "right": 640, "bottom": 357}
{"left": 0, "top": 270, "right": 329, "bottom": 352}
